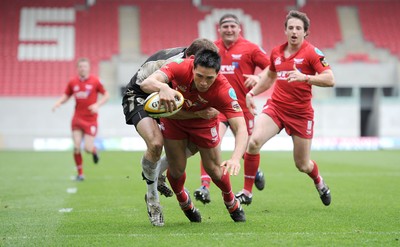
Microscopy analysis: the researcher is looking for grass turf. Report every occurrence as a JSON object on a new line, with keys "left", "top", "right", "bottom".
{"left": 0, "top": 150, "right": 399, "bottom": 246}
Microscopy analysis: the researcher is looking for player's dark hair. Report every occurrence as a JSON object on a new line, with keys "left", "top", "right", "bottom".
{"left": 285, "top": 10, "right": 310, "bottom": 35}
{"left": 193, "top": 49, "right": 221, "bottom": 73}
{"left": 185, "top": 38, "right": 218, "bottom": 57}
{"left": 219, "top": 13, "right": 240, "bottom": 26}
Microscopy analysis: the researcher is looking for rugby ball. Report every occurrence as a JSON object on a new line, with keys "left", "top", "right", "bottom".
{"left": 144, "top": 91, "right": 184, "bottom": 118}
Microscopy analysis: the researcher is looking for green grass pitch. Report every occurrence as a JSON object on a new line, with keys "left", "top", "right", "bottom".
{"left": 0, "top": 150, "right": 399, "bottom": 246}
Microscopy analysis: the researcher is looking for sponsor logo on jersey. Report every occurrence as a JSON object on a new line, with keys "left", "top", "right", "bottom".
{"left": 231, "top": 101, "right": 242, "bottom": 112}
{"left": 274, "top": 57, "right": 282, "bottom": 65}
{"left": 220, "top": 64, "right": 237, "bottom": 74}
{"left": 75, "top": 91, "right": 89, "bottom": 99}
{"left": 183, "top": 96, "right": 210, "bottom": 109}
{"left": 294, "top": 58, "right": 304, "bottom": 64}
{"left": 177, "top": 85, "right": 187, "bottom": 92}
{"left": 276, "top": 71, "right": 289, "bottom": 80}
{"left": 228, "top": 88, "right": 238, "bottom": 100}
{"left": 320, "top": 57, "right": 329, "bottom": 67}
{"left": 231, "top": 54, "right": 242, "bottom": 60}
{"left": 314, "top": 47, "right": 324, "bottom": 56}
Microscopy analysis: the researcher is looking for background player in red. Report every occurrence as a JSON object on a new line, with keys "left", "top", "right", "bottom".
{"left": 193, "top": 13, "right": 270, "bottom": 205}
{"left": 52, "top": 58, "right": 109, "bottom": 181}
{"left": 245, "top": 10, "right": 335, "bottom": 206}
{"left": 141, "top": 49, "right": 248, "bottom": 223}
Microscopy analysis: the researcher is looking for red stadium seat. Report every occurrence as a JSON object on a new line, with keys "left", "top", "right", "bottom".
{"left": 0, "top": 0, "right": 119, "bottom": 96}
{"left": 1, "top": 0, "right": 399, "bottom": 96}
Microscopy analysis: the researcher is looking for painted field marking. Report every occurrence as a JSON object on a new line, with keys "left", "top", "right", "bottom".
{"left": 58, "top": 208, "right": 73, "bottom": 213}
{"left": 67, "top": 187, "right": 77, "bottom": 194}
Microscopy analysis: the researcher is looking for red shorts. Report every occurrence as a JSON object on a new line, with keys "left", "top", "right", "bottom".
{"left": 218, "top": 111, "right": 254, "bottom": 135}
{"left": 262, "top": 102, "right": 314, "bottom": 139}
{"left": 160, "top": 118, "right": 220, "bottom": 148}
{"left": 71, "top": 117, "right": 98, "bottom": 136}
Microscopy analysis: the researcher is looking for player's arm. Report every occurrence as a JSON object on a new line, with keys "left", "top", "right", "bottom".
{"left": 52, "top": 94, "right": 71, "bottom": 112}
{"left": 141, "top": 71, "right": 180, "bottom": 112}
{"left": 220, "top": 116, "right": 248, "bottom": 176}
{"left": 287, "top": 64, "right": 335, "bottom": 87}
{"left": 169, "top": 107, "right": 219, "bottom": 120}
{"left": 246, "top": 68, "right": 277, "bottom": 115}
{"left": 88, "top": 90, "right": 110, "bottom": 114}
{"left": 97, "top": 90, "right": 110, "bottom": 106}
{"left": 243, "top": 67, "right": 269, "bottom": 88}
{"left": 140, "top": 70, "right": 170, "bottom": 94}
{"left": 304, "top": 69, "right": 335, "bottom": 87}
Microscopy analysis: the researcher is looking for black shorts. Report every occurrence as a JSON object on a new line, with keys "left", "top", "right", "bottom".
{"left": 122, "top": 93, "right": 158, "bottom": 127}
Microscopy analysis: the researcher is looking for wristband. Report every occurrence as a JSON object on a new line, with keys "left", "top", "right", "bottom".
{"left": 248, "top": 91, "right": 255, "bottom": 97}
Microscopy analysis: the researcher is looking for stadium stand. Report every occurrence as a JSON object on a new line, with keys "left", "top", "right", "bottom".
{"left": 338, "top": 53, "right": 379, "bottom": 63}
{"left": 1, "top": 0, "right": 400, "bottom": 150}
{"left": 299, "top": 1, "right": 342, "bottom": 49}
{"left": 357, "top": 1, "right": 400, "bottom": 58}
{"left": 137, "top": 1, "right": 204, "bottom": 55}
{"left": 202, "top": 0, "right": 292, "bottom": 53}
{"left": 1, "top": 0, "right": 400, "bottom": 97}
{"left": 0, "top": 0, "right": 118, "bottom": 96}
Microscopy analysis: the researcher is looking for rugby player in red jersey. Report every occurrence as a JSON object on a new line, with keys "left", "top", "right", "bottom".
{"left": 122, "top": 39, "right": 220, "bottom": 227}
{"left": 52, "top": 58, "right": 109, "bottom": 181}
{"left": 194, "top": 13, "right": 270, "bottom": 205}
{"left": 245, "top": 10, "right": 335, "bottom": 206}
{"left": 141, "top": 49, "right": 248, "bottom": 223}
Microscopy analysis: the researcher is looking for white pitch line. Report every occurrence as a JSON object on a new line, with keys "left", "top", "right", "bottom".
{"left": 4, "top": 231, "right": 400, "bottom": 240}
{"left": 66, "top": 187, "right": 77, "bottom": 194}
{"left": 58, "top": 208, "right": 73, "bottom": 213}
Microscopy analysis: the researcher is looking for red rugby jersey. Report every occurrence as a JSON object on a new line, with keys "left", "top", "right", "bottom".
{"left": 159, "top": 58, "right": 243, "bottom": 126}
{"left": 268, "top": 40, "right": 331, "bottom": 115}
{"left": 215, "top": 36, "right": 270, "bottom": 112}
{"left": 64, "top": 75, "right": 106, "bottom": 122}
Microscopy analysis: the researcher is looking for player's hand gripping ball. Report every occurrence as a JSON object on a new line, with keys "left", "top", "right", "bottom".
{"left": 144, "top": 91, "right": 184, "bottom": 118}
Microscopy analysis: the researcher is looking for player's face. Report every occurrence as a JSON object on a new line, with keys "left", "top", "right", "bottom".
{"left": 193, "top": 65, "right": 217, "bottom": 92}
{"left": 218, "top": 20, "right": 241, "bottom": 45}
{"left": 77, "top": 61, "right": 90, "bottom": 78}
{"left": 285, "top": 18, "right": 306, "bottom": 46}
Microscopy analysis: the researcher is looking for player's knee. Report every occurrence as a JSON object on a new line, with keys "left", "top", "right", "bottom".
{"left": 147, "top": 139, "right": 163, "bottom": 157}
{"left": 247, "top": 138, "right": 262, "bottom": 153}
{"left": 295, "top": 161, "right": 311, "bottom": 173}
{"left": 168, "top": 166, "right": 185, "bottom": 179}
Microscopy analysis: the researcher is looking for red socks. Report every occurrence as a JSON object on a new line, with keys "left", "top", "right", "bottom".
{"left": 200, "top": 161, "right": 211, "bottom": 188}
{"left": 308, "top": 160, "right": 322, "bottom": 184}
{"left": 243, "top": 152, "right": 260, "bottom": 193}
{"left": 74, "top": 153, "right": 83, "bottom": 176}
{"left": 211, "top": 172, "right": 234, "bottom": 204}
{"left": 167, "top": 170, "right": 188, "bottom": 204}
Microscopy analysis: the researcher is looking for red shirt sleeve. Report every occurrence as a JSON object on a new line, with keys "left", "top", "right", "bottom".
{"left": 213, "top": 78, "right": 244, "bottom": 119}
{"left": 251, "top": 45, "right": 270, "bottom": 69}
{"left": 307, "top": 46, "right": 331, "bottom": 74}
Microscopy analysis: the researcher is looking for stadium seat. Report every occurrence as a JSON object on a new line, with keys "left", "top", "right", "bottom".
{"left": 0, "top": 0, "right": 118, "bottom": 96}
